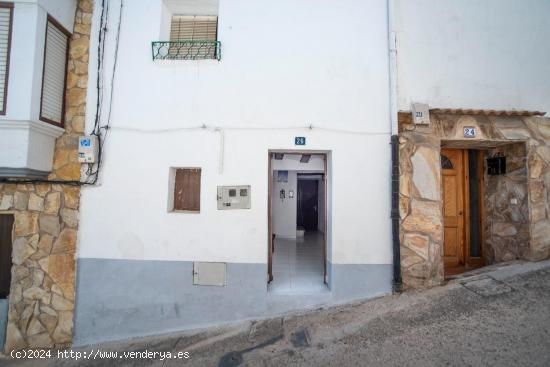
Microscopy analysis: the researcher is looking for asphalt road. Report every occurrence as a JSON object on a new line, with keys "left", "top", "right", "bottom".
{"left": 3, "top": 261, "right": 550, "bottom": 367}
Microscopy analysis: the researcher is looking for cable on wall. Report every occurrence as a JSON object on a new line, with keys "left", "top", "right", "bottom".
{"left": 107, "top": 124, "right": 391, "bottom": 136}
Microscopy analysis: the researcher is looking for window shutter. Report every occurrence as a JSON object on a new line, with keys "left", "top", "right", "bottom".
{"left": 170, "top": 15, "right": 218, "bottom": 41}
{"left": 40, "top": 19, "right": 69, "bottom": 126}
{"left": 174, "top": 168, "right": 201, "bottom": 212}
{"left": 0, "top": 4, "right": 12, "bottom": 114}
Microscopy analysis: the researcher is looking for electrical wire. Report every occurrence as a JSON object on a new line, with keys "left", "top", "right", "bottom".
{"left": 107, "top": 124, "right": 391, "bottom": 135}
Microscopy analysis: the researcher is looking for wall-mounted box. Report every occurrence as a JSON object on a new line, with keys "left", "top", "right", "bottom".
{"left": 487, "top": 156, "right": 506, "bottom": 175}
{"left": 411, "top": 103, "right": 430, "bottom": 125}
{"left": 193, "top": 262, "right": 226, "bottom": 287}
{"left": 217, "top": 185, "right": 251, "bottom": 210}
{"left": 78, "top": 136, "right": 98, "bottom": 163}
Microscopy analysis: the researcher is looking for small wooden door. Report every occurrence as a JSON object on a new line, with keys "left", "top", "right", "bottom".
{"left": 442, "top": 149, "right": 465, "bottom": 268}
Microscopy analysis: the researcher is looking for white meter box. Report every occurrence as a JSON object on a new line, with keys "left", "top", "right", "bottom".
{"left": 78, "top": 136, "right": 98, "bottom": 163}
{"left": 411, "top": 103, "right": 430, "bottom": 125}
{"left": 217, "top": 185, "right": 251, "bottom": 210}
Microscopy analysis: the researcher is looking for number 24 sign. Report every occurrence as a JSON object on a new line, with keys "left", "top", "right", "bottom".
{"left": 463, "top": 127, "right": 476, "bottom": 138}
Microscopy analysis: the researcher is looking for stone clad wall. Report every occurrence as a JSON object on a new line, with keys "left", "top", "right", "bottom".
{"left": 399, "top": 113, "right": 550, "bottom": 289}
{"left": 484, "top": 143, "right": 530, "bottom": 263}
{"left": 399, "top": 125, "right": 444, "bottom": 289}
{"left": 0, "top": 184, "right": 80, "bottom": 350}
{"left": 0, "top": 0, "right": 92, "bottom": 351}
{"left": 524, "top": 117, "right": 550, "bottom": 261}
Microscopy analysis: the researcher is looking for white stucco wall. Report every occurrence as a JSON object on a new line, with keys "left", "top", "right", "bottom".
{"left": 78, "top": 0, "right": 393, "bottom": 266}
{"left": 395, "top": 0, "right": 550, "bottom": 113}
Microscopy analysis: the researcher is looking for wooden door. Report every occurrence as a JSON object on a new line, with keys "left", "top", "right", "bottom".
{"left": 297, "top": 180, "right": 319, "bottom": 231}
{"left": 441, "top": 149, "right": 465, "bottom": 268}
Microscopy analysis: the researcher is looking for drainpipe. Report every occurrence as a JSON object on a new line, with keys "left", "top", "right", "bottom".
{"left": 388, "top": 0, "right": 402, "bottom": 292}
{"left": 391, "top": 135, "right": 402, "bottom": 293}
{"left": 388, "top": 0, "right": 398, "bottom": 135}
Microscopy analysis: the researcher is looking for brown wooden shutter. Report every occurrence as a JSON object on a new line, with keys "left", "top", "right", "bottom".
{"left": 0, "top": 3, "right": 13, "bottom": 115}
{"left": 40, "top": 17, "right": 70, "bottom": 126}
{"left": 0, "top": 214, "right": 14, "bottom": 299}
{"left": 170, "top": 15, "right": 218, "bottom": 41}
{"left": 174, "top": 168, "right": 201, "bottom": 212}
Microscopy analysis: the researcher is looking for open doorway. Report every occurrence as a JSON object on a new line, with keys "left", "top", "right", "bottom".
{"left": 441, "top": 148, "right": 485, "bottom": 277}
{"left": 268, "top": 152, "right": 328, "bottom": 294}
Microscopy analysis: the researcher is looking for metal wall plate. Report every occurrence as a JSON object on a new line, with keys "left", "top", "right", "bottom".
{"left": 193, "top": 262, "right": 226, "bottom": 287}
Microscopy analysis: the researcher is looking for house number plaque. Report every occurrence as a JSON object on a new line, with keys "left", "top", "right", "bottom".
{"left": 463, "top": 126, "right": 476, "bottom": 138}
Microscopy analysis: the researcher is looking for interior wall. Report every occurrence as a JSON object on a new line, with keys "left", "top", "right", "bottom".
{"left": 272, "top": 170, "right": 297, "bottom": 238}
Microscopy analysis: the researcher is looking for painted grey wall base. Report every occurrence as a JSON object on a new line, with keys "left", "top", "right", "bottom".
{"left": 0, "top": 299, "right": 8, "bottom": 350}
{"left": 73, "top": 258, "right": 392, "bottom": 346}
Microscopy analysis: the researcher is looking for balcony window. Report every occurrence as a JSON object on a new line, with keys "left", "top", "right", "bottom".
{"left": 152, "top": 15, "right": 221, "bottom": 61}
{"left": 39, "top": 17, "right": 70, "bottom": 127}
{"left": 0, "top": 2, "right": 13, "bottom": 115}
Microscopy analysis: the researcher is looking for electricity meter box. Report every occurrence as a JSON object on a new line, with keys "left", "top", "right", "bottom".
{"left": 78, "top": 136, "right": 98, "bottom": 163}
{"left": 217, "top": 185, "right": 251, "bottom": 210}
{"left": 411, "top": 102, "right": 430, "bottom": 125}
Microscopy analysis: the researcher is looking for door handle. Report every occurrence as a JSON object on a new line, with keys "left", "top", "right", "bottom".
{"left": 459, "top": 211, "right": 463, "bottom": 215}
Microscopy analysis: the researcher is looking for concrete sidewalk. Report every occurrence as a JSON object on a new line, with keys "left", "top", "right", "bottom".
{"left": 2, "top": 260, "right": 550, "bottom": 367}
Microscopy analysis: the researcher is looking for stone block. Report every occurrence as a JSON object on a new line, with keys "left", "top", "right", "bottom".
{"left": 0, "top": 194, "right": 13, "bottom": 210}
{"left": 69, "top": 37, "right": 90, "bottom": 59}
{"left": 532, "top": 220, "right": 550, "bottom": 250}
{"left": 39, "top": 254, "right": 75, "bottom": 301}
{"left": 39, "top": 313, "right": 57, "bottom": 334}
{"left": 14, "top": 212, "right": 39, "bottom": 237}
{"left": 14, "top": 192, "right": 28, "bottom": 210}
{"left": 53, "top": 311, "right": 73, "bottom": 344}
{"left": 11, "top": 237, "right": 35, "bottom": 265}
{"left": 529, "top": 153, "right": 545, "bottom": 179}
{"left": 44, "top": 192, "right": 61, "bottom": 214}
{"left": 35, "top": 184, "right": 51, "bottom": 197}
{"left": 403, "top": 233, "right": 430, "bottom": 259}
{"left": 39, "top": 215, "right": 60, "bottom": 237}
{"left": 60, "top": 208, "right": 79, "bottom": 228}
{"left": 492, "top": 222, "right": 517, "bottom": 237}
{"left": 34, "top": 235, "right": 54, "bottom": 259}
{"left": 28, "top": 193, "right": 45, "bottom": 211}
{"left": 62, "top": 186, "right": 80, "bottom": 209}
{"left": 27, "top": 332, "right": 53, "bottom": 349}
{"left": 56, "top": 163, "right": 81, "bottom": 181}
{"left": 401, "top": 200, "right": 442, "bottom": 242}
{"left": 51, "top": 293, "right": 73, "bottom": 311}
{"left": 52, "top": 229, "right": 77, "bottom": 254}
{"left": 5, "top": 322, "right": 26, "bottom": 351}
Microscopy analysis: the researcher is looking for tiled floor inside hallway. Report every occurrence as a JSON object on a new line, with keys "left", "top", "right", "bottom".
{"left": 268, "top": 231, "right": 328, "bottom": 294}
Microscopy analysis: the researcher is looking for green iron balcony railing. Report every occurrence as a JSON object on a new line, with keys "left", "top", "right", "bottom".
{"left": 151, "top": 41, "right": 221, "bottom": 61}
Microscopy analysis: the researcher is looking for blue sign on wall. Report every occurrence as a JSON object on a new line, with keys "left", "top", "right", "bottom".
{"left": 295, "top": 137, "right": 306, "bottom": 145}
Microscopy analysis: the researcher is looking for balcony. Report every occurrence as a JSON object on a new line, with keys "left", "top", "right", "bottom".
{"left": 151, "top": 41, "right": 221, "bottom": 61}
